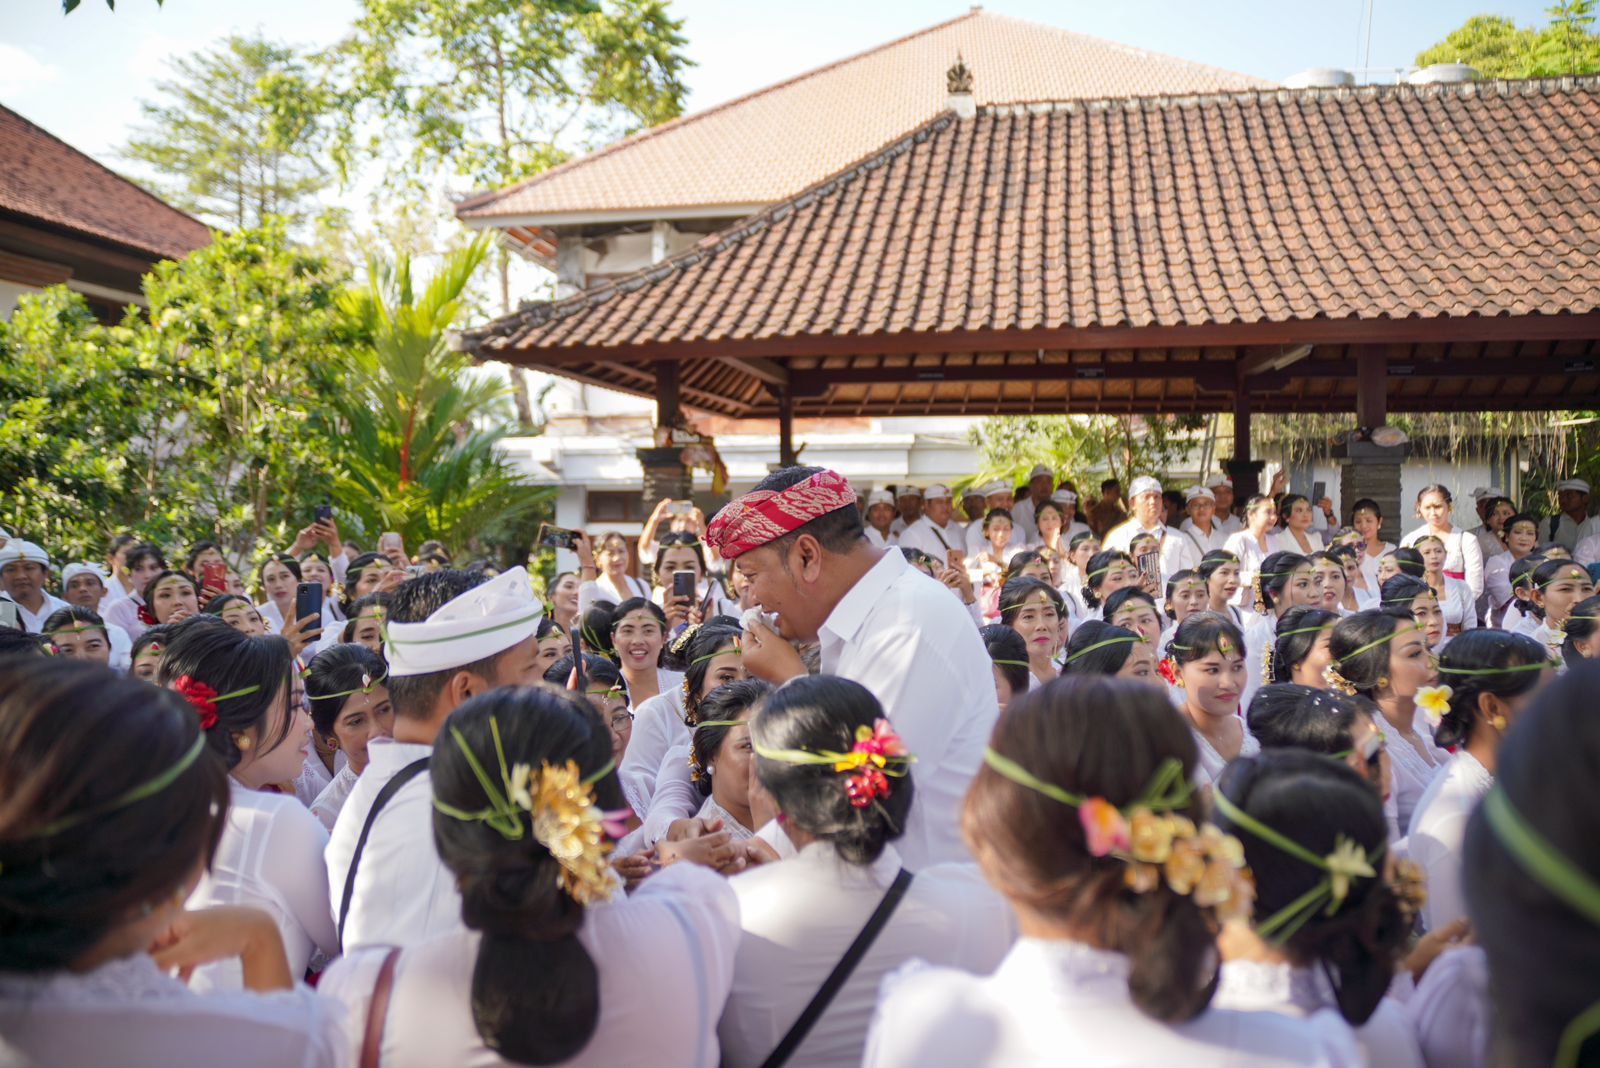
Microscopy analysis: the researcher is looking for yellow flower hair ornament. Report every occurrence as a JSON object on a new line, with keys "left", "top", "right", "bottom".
{"left": 433, "top": 717, "right": 628, "bottom": 906}
{"left": 1415, "top": 684, "right": 1453, "bottom": 728}
{"left": 754, "top": 719, "right": 914, "bottom": 809}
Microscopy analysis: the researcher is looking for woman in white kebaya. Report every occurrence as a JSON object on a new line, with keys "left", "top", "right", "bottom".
{"left": 303, "top": 642, "right": 395, "bottom": 831}
{"left": 864, "top": 676, "right": 1349, "bottom": 1068}
{"left": 722, "top": 676, "right": 1013, "bottom": 1068}
{"left": 1400, "top": 485, "right": 1484, "bottom": 603}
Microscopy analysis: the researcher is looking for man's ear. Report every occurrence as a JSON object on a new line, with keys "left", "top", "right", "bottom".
{"left": 446, "top": 668, "right": 487, "bottom": 707}
{"left": 793, "top": 533, "right": 825, "bottom": 585}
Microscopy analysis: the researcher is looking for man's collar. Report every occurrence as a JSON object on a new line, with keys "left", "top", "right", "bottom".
{"left": 819, "top": 549, "right": 906, "bottom": 646}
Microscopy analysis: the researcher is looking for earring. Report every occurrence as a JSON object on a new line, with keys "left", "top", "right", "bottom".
{"left": 1489, "top": 714, "right": 1508, "bottom": 732}
{"left": 705, "top": 764, "right": 714, "bottom": 776}
{"left": 1376, "top": 676, "right": 1389, "bottom": 691}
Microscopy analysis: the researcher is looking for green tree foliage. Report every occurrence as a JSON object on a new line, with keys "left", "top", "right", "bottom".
{"left": 0, "top": 224, "right": 348, "bottom": 562}
{"left": 123, "top": 34, "right": 333, "bottom": 231}
{"left": 1417, "top": 2, "right": 1600, "bottom": 77}
{"left": 331, "top": 239, "right": 553, "bottom": 551}
{"left": 968, "top": 415, "right": 1209, "bottom": 494}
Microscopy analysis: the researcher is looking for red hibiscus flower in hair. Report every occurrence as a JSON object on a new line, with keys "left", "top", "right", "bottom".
{"left": 138, "top": 603, "right": 159, "bottom": 627}
{"left": 172, "top": 676, "right": 220, "bottom": 730}
{"left": 1157, "top": 658, "right": 1179, "bottom": 686}
{"left": 844, "top": 767, "right": 891, "bottom": 808}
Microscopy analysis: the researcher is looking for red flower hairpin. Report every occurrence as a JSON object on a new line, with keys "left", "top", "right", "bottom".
{"left": 844, "top": 766, "right": 891, "bottom": 808}
{"left": 1157, "top": 658, "right": 1179, "bottom": 686}
{"left": 138, "top": 604, "right": 159, "bottom": 627}
{"left": 173, "top": 675, "right": 219, "bottom": 730}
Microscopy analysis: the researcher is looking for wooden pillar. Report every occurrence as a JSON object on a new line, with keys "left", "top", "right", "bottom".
{"left": 637, "top": 359, "right": 691, "bottom": 510}
{"left": 778, "top": 387, "right": 797, "bottom": 468}
{"left": 1339, "top": 344, "right": 1404, "bottom": 540}
{"left": 1356, "top": 344, "right": 1387, "bottom": 428}
{"left": 655, "top": 359, "right": 680, "bottom": 432}
{"left": 1225, "top": 373, "right": 1266, "bottom": 498}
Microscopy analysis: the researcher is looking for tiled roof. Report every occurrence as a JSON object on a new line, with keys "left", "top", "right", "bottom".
{"left": 0, "top": 104, "right": 211, "bottom": 260}
{"left": 455, "top": 10, "right": 1271, "bottom": 222}
{"left": 467, "top": 78, "right": 1600, "bottom": 357}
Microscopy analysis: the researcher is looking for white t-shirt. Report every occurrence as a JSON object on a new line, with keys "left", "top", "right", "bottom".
{"left": 865, "top": 938, "right": 1355, "bottom": 1068}
{"left": 816, "top": 550, "right": 999, "bottom": 869}
{"left": 319, "top": 863, "right": 738, "bottom": 1068}
{"left": 1407, "top": 750, "right": 1494, "bottom": 933}
{"left": 578, "top": 573, "right": 651, "bottom": 613}
{"left": 719, "top": 844, "right": 1014, "bottom": 1068}
{"left": 186, "top": 780, "right": 339, "bottom": 992}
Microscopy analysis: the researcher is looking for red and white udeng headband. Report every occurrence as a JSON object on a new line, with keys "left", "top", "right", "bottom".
{"left": 706, "top": 470, "right": 858, "bottom": 561}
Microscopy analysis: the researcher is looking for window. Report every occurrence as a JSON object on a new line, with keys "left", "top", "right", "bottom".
{"left": 587, "top": 491, "right": 649, "bottom": 524}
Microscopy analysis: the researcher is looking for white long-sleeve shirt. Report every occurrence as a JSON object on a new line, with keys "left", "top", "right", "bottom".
{"left": 1407, "top": 750, "right": 1494, "bottom": 933}
{"left": 1401, "top": 526, "right": 1485, "bottom": 602}
{"left": 817, "top": 549, "right": 999, "bottom": 869}
{"left": 1215, "top": 960, "right": 1421, "bottom": 1068}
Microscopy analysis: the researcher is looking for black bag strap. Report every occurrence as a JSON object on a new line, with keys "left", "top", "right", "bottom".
{"left": 338, "top": 756, "right": 431, "bottom": 949}
{"left": 758, "top": 869, "right": 914, "bottom": 1068}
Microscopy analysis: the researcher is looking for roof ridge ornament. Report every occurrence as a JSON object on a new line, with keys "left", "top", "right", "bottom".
{"left": 947, "top": 55, "right": 976, "bottom": 119}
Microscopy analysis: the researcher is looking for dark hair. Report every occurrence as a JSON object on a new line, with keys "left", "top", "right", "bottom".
{"left": 125, "top": 541, "right": 167, "bottom": 574}
{"left": 1501, "top": 512, "right": 1539, "bottom": 544}
{"left": 202, "top": 592, "right": 255, "bottom": 617}
{"left": 652, "top": 531, "right": 708, "bottom": 584}
{"left": 1082, "top": 550, "right": 1134, "bottom": 608}
{"left": 1163, "top": 570, "right": 1199, "bottom": 618}
{"left": 1269, "top": 606, "right": 1338, "bottom": 684}
{"left": 1247, "top": 683, "right": 1368, "bottom": 755}
{"left": 1532, "top": 559, "right": 1592, "bottom": 623}
{"left": 1001, "top": 550, "right": 1049, "bottom": 585}
{"left": 980, "top": 623, "right": 1031, "bottom": 696}
{"left": 1416, "top": 483, "right": 1453, "bottom": 506}
{"left": 1034, "top": 500, "right": 1064, "bottom": 525}
{"left": 184, "top": 540, "right": 223, "bottom": 573}
{"left": 1327, "top": 543, "right": 1360, "bottom": 567}
{"left": 1100, "top": 477, "right": 1119, "bottom": 492}
{"left": 255, "top": 552, "right": 301, "bottom": 591}
{"left": 431, "top": 687, "right": 624, "bottom": 1065}
{"left": 304, "top": 643, "right": 389, "bottom": 737}
{"left": 689, "top": 678, "right": 771, "bottom": 797}
{"left": 1214, "top": 751, "right": 1408, "bottom": 1024}
{"left": 106, "top": 532, "right": 138, "bottom": 559}
{"left": 1433, "top": 630, "right": 1549, "bottom": 748}
{"left": 750, "top": 675, "right": 912, "bottom": 865}
{"left": 1350, "top": 498, "right": 1382, "bottom": 520}
{"left": 967, "top": 676, "right": 1212, "bottom": 1021}
{"left": 1562, "top": 594, "right": 1600, "bottom": 670}
{"left": 744, "top": 466, "right": 865, "bottom": 556}
{"left": 1378, "top": 574, "right": 1432, "bottom": 611}
{"left": 998, "top": 577, "right": 1065, "bottom": 626}
{"left": 1389, "top": 547, "right": 1425, "bottom": 579}
{"left": 0, "top": 629, "right": 46, "bottom": 658}
{"left": 340, "top": 592, "right": 391, "bottom": 642}
{"left": 128, "top": 622, "right": 175, "bottom": 665}
{"left": 1102, "top": 586, "right": 1159, "bottom": 628}
{"left": 297, "top": 549, "right": 332, "bottom": 572}
{"left": 664, "top": 620, "right": 743, "bottom": 725}
{"left": 1197, "top": 549, "right": 1240, "bottom": 585}
{"left": 155, "top": 616, "right": 295, "bottom": 770}
{"left": 1061, "top": 621, "right": 1142, "bottom": 675}
{"left": 0, "top": 661, "right": 230, "bottom": 972}
{"left": 608, "top": 598, "right": 668, "bottom": 668}
{"left": 378, "top": 569, "right": 504, "bottom": 719}
{"left": 982, "top": 507, "right": 1014, "bottom": 533}
{"left": 1327, "top": 609, "right": 1414, "bottom": 698}
{"left": 341, "top": 552, "right": 388, "bottom": 614}
{"left": 40, "top": 605, "right": 107, "bottom": 639}
{"left": 1068, "top": 530, "right": 1099, "bottom": 554}
{"left": 534, "top": 616, "right": 566, "bottom": 642}
{"left": 1462, "top": 664, "right": 1600, "bottom": 1067}
{"left": 1277, "top": 493, "right": 1310, "bottom": 529}
{"left": 577, "top": 602, "right": 617, "bottom": 660}
{"left": 1509, "top": 554, "right": 1546, "bottom": 618}
{"left": 1254, "top": 551, "right": 1309, "bottom": 615}
{"left": 1168, "top": 612, "right": 1246, "bottom": 668}
{"left": 1243, "top": 494, "right": 1275, "bottom": 520}
{"left": 544, "top": 653, "right": 627, "bottom": 703}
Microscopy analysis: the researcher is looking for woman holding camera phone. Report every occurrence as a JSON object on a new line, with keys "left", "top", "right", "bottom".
{"left": 650, "top": 532, "right": 735, "bottom": 630}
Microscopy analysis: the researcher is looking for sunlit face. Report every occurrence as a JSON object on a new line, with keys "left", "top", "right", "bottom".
{"left": 1129, "top": 534, "right": 1160, "bottom": 560}
{"left": 328, "top": 686, "right": 394, "bottom": 773}
{"left": 866, "top": 503, "right": 895, "bottom": 531}
{"left": 1288, "top": 628, "right": 1335, "bottom": 689}
{"left": 709, "top": 716, "right": 754, "bottom": 815}
{"left": 1116, "top": 640, "right": 1158, "bottom": 683}
{"left": 1070, "top": 540, "right": 1100, "bottom": 570}
{"left": 1277, "top": 564, "right": 1318, "bottom": 615}
{"left": 535, "top": 633, "right": 573, "bottom": 675}
{"left": 352, "top": 562, "right": 392, "bottom": 601}
{"left": 1187, "top": 497, "right": 1216, "bottom": 526}
{"left": 232, "top": 682, "right": 310, "bottom": 789}
{"left": 300, "top": 556, "right": 333, "bottom": 592}
{"left": 1131, "top": 491, "right": 1163, "bottom": 526}
{"left": 985, "top": 516, "right": 1013, "bottom": 550}
{"left": 1013, "top": 558, "right": 1052, "bottom": 583}
{"left": 549, "top": 573, "right": 581, "bottom": 619}
{"left": 1376, "top": 555, "right": 1403, "bottom": 585}
{"left": 1181, "top": 646, "right": 1247, "bottom": 719}
{"left": 1248, "top": 501, "right": 1278, "bottom": 530}
{"left": 1286, "top": 499, "right": 1315, "bottom": 532}
{"left": 1036, "top": 505, "right": 1063, "bottom": 539}
{"left": 598, "top": 536, "right": 630, "bottom": 574}
{"left": 150, "top": 576, "right": 198, "bottom": 624}
{"left": 1009, "top": 594, "right": 1062, "bottom": 656}
{"left": 1341, "top": 554, "right": 1361, "bottom": 588}
{"left": 49, "top": 624, "right": 111, "bottom": 664}
{"left": 261, "top": 560, "right": 297, "bottom": 605}
{"left": 0, "top": 561, "right": 45, "bottom": 605}
{"left": 1505, "top": 520, "right": 1538, "bottom": 555}
{"left": 1110, "top": 600, "right": 1163, "bottom": 643}
{"left": 129, "top": 555, "right": 164, "bottom": 595}
{"left": 925, "top": 498, "right": 954, "bottom": 526}
{"left": 612, "top": 608, "right": 665, "bottom": 671}
{"left": 1207, "top": 561, "right": 1240, "bottom": 607}
{"left": 1408, "top": 593, "right": 1445, "bottom": 648}
{"left": 219, "top": 601, "right": 268, "bottom": 636}
{"left": 734, "top": 543, "right": 822, "bottom": 642}
{"left": 1417, "top": 539, "right": 1446, "bottom": 574}
{"left": 1168, "top": 579, "right": 1208, "bottom": 623}
{"left": 1536, "top": 567, "right": 1596, "bottom": 630}
{"left": 595, "top": 693, "right": 633, "bottom": 761}
{"left": 63, "top": 572, "right": 106, "bottom": 609}
{"left": 1486, "top": 501, "right": 1515, "bottom": 533}
{"left": 190, "top": 548, "right": 225, "bottom": 572}
{"left": 348, "top": 610, "right": 386, "bottom": 654}
{"left": 696, "top": 647, "right": 747, "bottom": 701}
{"left": 1417, "top": 492, "right": 1452, "bottom": 529}
{"left": 657, "top": 546, "right": 703, "bottom": 592}
{"left": 1315, "top": 560, "right": 1346, "bottom": 608}
{"left": 1383, "top": 626, "right": 1433, "bottom": 699}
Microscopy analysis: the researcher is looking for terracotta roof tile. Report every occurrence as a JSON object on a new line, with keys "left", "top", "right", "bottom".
{"left": 0, "top": 104, "right": 210, "bottom": 260}
{"left": 455, "top": 10, "right": 1270, "bottom": 223}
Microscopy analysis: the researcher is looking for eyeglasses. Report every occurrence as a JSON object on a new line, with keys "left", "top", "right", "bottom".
{"left": 608, "top": 711, "right": 635, "bottom": 734}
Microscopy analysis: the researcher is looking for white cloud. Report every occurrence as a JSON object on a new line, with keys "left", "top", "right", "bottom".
{"left": 0, "top": 43, "right": 59, "bottom": 98}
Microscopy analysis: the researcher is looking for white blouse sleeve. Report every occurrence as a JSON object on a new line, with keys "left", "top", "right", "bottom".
{"left": 1408, "top": 946, "right": 1489, "bottom": 1068}
{"left": 618, "top": 693, "right": 684, "bottom": 817}
{"left": 1458, "top": 533, "right": 1484, "bottom": 601}
{"left": 270, "top": 802, "right": 342, "bottom": 959}
{"left": 639, "top": 744, "right": 702, "bottom": 847}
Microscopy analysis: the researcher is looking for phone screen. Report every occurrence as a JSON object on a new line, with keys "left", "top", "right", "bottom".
{"left": 672, "top": 570, "right": 696, "bottom": 599}
{"left": 1138, "top": 551, "right": 1161, "bottom": 582}
{"left": 1311, "top": 480, "right": 1326, "bottom": 505}
{"left": 294, "top": 582, "right": 324, "bottom": 635}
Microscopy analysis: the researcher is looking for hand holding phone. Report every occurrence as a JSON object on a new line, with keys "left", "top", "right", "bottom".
{"left": 672, "top": 570, "right": 696, "bottom": 600}
{"left": 294, "top": 582, "right": 324, "bottom": 641}
{"left": 200, "top": 560, "right": 228, "bottom": 596}
{"left": 536, "top": 523, "right": 580, "bottom": 551}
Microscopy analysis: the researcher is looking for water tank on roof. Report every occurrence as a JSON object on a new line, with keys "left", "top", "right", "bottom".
{"left": 1283, "top": 68, "right": 1356, "bottom": 89}
{"left": 1407, "top": 63, "right": 1481, "bottom": 85}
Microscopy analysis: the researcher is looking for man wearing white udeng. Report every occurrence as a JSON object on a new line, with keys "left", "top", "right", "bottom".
{"left": 706, "top": 466, "right": 998, "bottom": 870}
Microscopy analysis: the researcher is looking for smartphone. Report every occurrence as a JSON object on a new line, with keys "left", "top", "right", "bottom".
{"left": 0, "top": 601, "right": 19, "bottom": 631}
{"left": 294, "top": 582, "right": 324, "bottom": 637}
{"left": 536, "top": 523, "right": 579, "bottom": 551}
{"left": 314, "top": 503, "right": 334, "bottom": 525}
{"left": 666, "top": 500, "right": 693, "bottom": 517}
{"left": 1311, "top": 480, "right": 1326, "bottom": 505}
{"left": 379, "top": 531, "right": 402, "bottom": 552}
{"left": 946, "top": 548, "right": 965, "bottom": 570}
{"left": 1137, "top": 551, "right": 1161, "bottom": 584}
{"left": 672, "top": 570, "right": 696, "bottom": 599}
{"left": 200, "top": 560, "right": 227, "bottom": 593}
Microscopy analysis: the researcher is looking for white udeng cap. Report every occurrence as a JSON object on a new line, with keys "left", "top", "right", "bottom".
{"left": 62, "top": 562, "right": 109, "bottom": 586}
{"left": 1051, "top": 489, "right": 1078, "bottom": 506}
{"left": 1557, "top": 479, "right": 1592, "bottom": 495}
{"left": 1184, "top": 485, "right": 1215, "bottom": 503}
{"left": 978, "top": 480, "right": 1009, "bottom": 497}
{"left": 1027, "top": 464, "right": 1053, "bottom": 481}
{"left": 896, "top": 485, "right": 924, "bottom": 500}
{"left": 924, "top": 483, "right": 953, "bottom": 500}
{"left": 385, "top": 566, "right": 543, "bottom": 678}
{"left": 1206, "top": 475, "right": 1232, "bottom": 490}
{"left": 865, "top": 489, "right": 894, "bottom": 508}
{"left": 0, "top": 540, "right": 49, "bottom": 571}
{"left": 1129, "top": 476, "right": 1163, "bottom": 500}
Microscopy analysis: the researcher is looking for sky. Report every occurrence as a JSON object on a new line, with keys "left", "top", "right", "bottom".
{"left": 2, "top": 0, "right": 1559, "bottom": 172}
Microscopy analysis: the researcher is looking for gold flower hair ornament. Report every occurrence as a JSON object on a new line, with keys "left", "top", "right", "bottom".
{"left": 1324, "top": 623, "right": 1423, "bottom": 695}
{"left": 1415, "top": 684, "right": 1453, "bottom": 728}
{"left": 1323, "top": 663, "right": 1359, "bottom": 695}
{"left": 982, "top": 749, "right": 1254, "bottom": 921}
{"left": 1210, "top": 789, "right": 1386, "bottom": 943}
{"left": 755, "top": 719, "right": 915, "bottom": 810}
{"left": 667, "top": 622, "right": 703, "bottom": 657}
{"left": 433, "top": 717, "right": 628, "bottom": 906}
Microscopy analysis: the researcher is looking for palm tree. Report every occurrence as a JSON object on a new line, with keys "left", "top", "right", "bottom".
{"left": 331, "top": 238, "right": 551, "bottom": 551}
